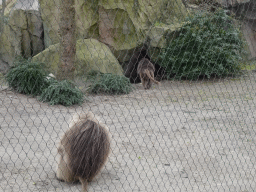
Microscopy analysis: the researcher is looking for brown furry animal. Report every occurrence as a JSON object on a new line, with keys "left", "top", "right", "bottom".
{"left": 137, "top": 58, "right": 160, "bottom": 89}
{"left": 56, "top": 112, "right": 110, "bottom": 191}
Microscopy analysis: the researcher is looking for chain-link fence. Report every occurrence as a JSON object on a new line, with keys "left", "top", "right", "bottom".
{"left": 0, "top": 0, "right": 256, "bottom": 191}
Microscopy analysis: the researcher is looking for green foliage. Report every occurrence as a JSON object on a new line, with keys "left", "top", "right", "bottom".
{"left": 86, "top": 70, "right": 103, "bottom": 80}
{"left": 5, "top": 57, "right": 84, "bottom": 106}
{"left": 39, "top": 80, "right": 83, "bottom": 106}
{"left": 159, "top": 9, "right": 245, "bottom": 80}
{"left": 5, "top": 57, "right": 48, "bottom": 95}
{"left": 87, "top": 71, "right": 133, "bottom": 95}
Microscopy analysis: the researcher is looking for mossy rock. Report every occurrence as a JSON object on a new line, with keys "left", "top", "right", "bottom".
{"left": 32, "top": 39, "right": 123, "bottom": 76}
{"left": 39, "top": 0, "right": 99, "bottom": 48}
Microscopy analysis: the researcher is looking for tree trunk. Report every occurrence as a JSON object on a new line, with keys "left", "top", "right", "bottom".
{"left": 57, "top": 0, "right": 76, "bottom": 81}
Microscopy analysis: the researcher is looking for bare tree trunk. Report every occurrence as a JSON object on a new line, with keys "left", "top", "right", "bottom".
{"left": 57, "top": 0, "right": 76, "bottom": 81}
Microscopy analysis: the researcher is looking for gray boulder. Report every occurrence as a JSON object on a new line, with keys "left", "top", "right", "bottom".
{"left": 0, "top": 9, "right": 44, "bottom": 73}
{"left": 32, "top": 39, "right": 123, "bottom": 76}
{"left": 230, "top": 0, "right": 256, "bottom": 59}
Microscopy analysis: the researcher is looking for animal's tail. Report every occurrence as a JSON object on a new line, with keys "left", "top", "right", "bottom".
{"left": 144, "top": 69, "right": 160, "bottom": 85}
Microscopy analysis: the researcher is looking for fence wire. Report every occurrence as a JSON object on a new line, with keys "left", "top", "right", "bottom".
{"left": 0, "top": 0, "right": 256, "bottom": 191}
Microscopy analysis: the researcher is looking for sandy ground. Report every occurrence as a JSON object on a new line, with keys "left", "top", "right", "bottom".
{"left": 1, "top": 72, "right": 256, "bottom": 192}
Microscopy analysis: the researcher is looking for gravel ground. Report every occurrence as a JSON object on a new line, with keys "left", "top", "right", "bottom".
{"left": 1, "top": 72, "right": 256, "bottom": 192}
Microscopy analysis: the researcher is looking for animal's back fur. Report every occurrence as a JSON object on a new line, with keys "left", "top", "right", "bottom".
{"left": 137, "top": 58, "right": 160, "bottom": 89}
{"left": 137, "top": 58, "right": 155, "bottom": 75}
{"left": 61, "top": 113, "right": 110, "bottom": 181}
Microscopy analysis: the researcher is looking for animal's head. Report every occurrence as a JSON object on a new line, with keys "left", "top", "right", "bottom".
{"left": 55, "top": 143, "right": 77, "bottom": 182}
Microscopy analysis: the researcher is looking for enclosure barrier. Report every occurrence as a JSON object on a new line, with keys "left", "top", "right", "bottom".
{"left": 0, "top": 0, "right": 256, "bottom": 191}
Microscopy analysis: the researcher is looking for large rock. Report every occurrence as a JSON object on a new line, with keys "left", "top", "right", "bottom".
{"left": 0, "top": 9, "right": 44, "bottom": 73}
{"left": 38, "top": 0, "right": 60, "bottom": 48}
{"left": 0, "top": 9, "right": 27, "bottom": 71}
{"left": 27, "top": 10, "right": 44, "bottom": 56}
{"left": 242, "top": 21, "right": 256, "bottom": 59}
{"left": 230, "top": 0, "right": 256, "bottom": 59}
{"left": 75, "top": 0, "right": 99, "bottom": 40}
{"left": 32, "top": 39, "right": 123, "bottom": 76}
{"left": 230, "top": 0, "right": 256, "bottom": 19}
{"left": 39, "top": 0, "right": 99, "bottom": 48}
{"left": 148, "top": 23, "right": 185, "bottom": 48}
{"left": 38, "top": 0, "right": 187, "bottom": 61}
{"left": 98, "top": 0, "right": 187, "bottom": 62}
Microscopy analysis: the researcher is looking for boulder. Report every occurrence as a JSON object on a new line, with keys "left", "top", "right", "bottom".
{"left": 75, "top": 0, "right": 99, "bottom": 40}
{"left": 32, "top": 38, "right": 123, "bottom": 76}
{"left": 38, "top": 0, "right": 60, "bottom": 48}
{"left": 98, "top": 0, "right": 187, "bottom": 63}
{"left": 0, "top": 9, "right": 26, "bottom": 71}
{"left": 230, "top": 0, "right": 256, "bottom": 20}
{"left": 241, "top": 21, "right": 256, "bottom": 59}
{"left": 147, "top": 22, "right": 191, "bottom": 68}
{"left": 38, "top": 0, "right": 99, "bottom": 48}
{"left": 230, "top": 0, "right": 256, "bottom": 59}
{"left": 38, "top": 0, "right": 187, "bottom": 61}
{"left": 0, "top": 9, "right": 44, "bottom": 73}
{"left": 27, "top": 10, "right": 44, "bottom": 56}
{"left": 148, "top": 23, "right": 185, "bottom": 49}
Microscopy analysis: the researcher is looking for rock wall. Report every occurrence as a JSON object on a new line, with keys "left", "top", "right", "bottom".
{"left": 0, "top": 0, "right": 187, "bottom": 74}
{"left": 98, "top": 0, "right": 187, "bottom": 62}
{"left": 39, "top": 0, "right": 99, "bottom": 48}
{"left": 38, "top": 0, "right": 187, "bottom": 62}
{"left": 230, "top": 0, "right": 256, "bottom": 59}
{"left": 0, "top": 9, "right": 44, "bottom": 73}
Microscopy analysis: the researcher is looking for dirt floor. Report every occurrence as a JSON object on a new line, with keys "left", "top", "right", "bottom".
{"left": 1, "top": 72, "right": 256, "bottom": 192}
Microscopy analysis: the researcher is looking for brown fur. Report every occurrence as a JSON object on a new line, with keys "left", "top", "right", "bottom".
{"left": 137, "top": 58, "right": 160, "bottom": 89}
{"left": 124, "top": 47, "right": 148, "bottom": 83}
{"left": 56, "top": 112, "right": 110, "bottom": 191}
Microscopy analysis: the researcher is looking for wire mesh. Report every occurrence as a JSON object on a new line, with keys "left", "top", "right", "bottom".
{"left": 0, "top": 0, "right": 256, "bottom": 191}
